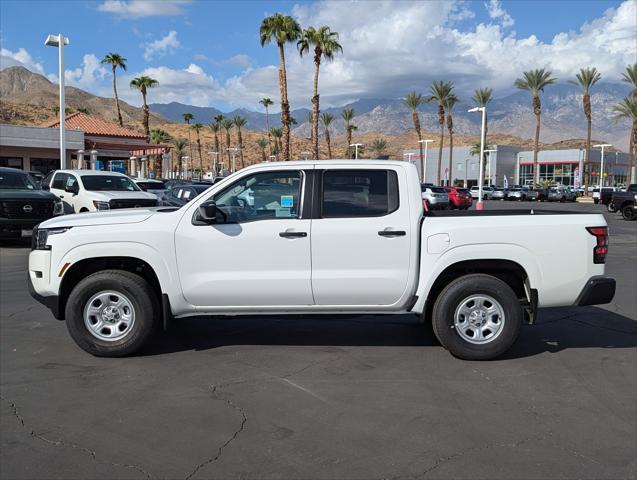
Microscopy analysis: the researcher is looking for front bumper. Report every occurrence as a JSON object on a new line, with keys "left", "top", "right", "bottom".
{"left": 0, "top": 219, "right": 41, "bottom": 238}
{"left": 575, "top": 276, "right": 616, "bottom": 306}
{"left": 28, "top": 272, "right": 63, "bottom": 319}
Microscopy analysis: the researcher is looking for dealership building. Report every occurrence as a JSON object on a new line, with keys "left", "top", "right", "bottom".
{"left": 0, "top": 113, "right": 171, "bottom": 176}
{"left": 403, "top": 146, "right": 632, "bottom": 187}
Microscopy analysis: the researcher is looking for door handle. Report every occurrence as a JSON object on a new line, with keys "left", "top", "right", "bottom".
{"left": 279, "top": 231, "right": 307, "bottom": 238}
{"left": 378, "top": 230, "right": 406, "bottom": 237}
{"left": 59, "top": 195, "right": 65, "bottom": 198}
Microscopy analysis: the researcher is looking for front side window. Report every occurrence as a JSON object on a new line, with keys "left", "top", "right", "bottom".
{"left": 322, "top": 169, "right": 398, "bottom": 218}
{"left": 213, "top": 170, "right": 302, "bottom": 223}
{"left": 0, "top": 170, "right": 36, "bottom": 190}
{"left": 81, "top": 175, "right": 140, "bottom": 191}
{"left": 51, "top": 173, "right": 69, "bottom": 190}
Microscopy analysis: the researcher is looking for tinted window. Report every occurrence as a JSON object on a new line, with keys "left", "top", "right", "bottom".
{"left": 430, "top": 187, "right": 446, "bottom": 194}
{"left": 214, "top": 170, "right": 302, "bottom": 223}
{"left": 51, "top": 172, "right": 69, "bottom": 189}
{"left": 81, "top": 175, "right": 140, "bottom": 191}
{"left": 0, "top": 170, "right": 36, "bottom": 190}
{"left": 322, "top": 169, "right": 398, "bottom": 218}
{"left": 42, "top": 171, "right": 54, "bottom": 188}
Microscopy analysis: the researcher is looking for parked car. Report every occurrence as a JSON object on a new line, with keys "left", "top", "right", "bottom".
{"left": 161, "top": 184, "right": 212, "bottom": 207}
{"left": 470, "top": 186, "right": 494, "bottom": 200}
{"left": 491, "top": 187, "right": 508, "bottom": 200}
{"left": 28, "top": 171, "right": 45, "bottom": 186}
{"left": 0, "top": 167, "right": 63, "bottom": 240}
{"left": 133, "top": 178, "right": 167, "bottom": 197}
{"left": 506, "top": 187, "right": 524, "bottom": 201}
{"left": 592, "top": 187, "right": 616, "bottom": 205}
{"left": 42, "top": 170, "right": 159, "bottom": 213}
{"left": 28, "top": 160, "right": 615, "bottom": 360}
{"left": 421, "top": 185, "right": 449, "bottom": 209}
{"left": 521, "top": 186, "right": 539, "bottom": 201}
{"left": 444, "top": 187, "right": 472, "bottom": 210}
{"left": 535, "top": 188, "right": 550, "bottom": 202}
{"left": 547, "top": 187, "right": 576, "bottom": 202}
{"left": 610, "top": 184, "right": 637, "bottom": 220}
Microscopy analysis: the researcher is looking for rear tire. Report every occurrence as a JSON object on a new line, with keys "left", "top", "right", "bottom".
{"left": 607, "top": 202, "right": 616, "bottom": 213}
{"left": 621, "top": 204, "right": 637, "bottom": 221}
{"left": 431, "top": 274, "right": 523, "bottom": 360}
{"left": 65, "top": 270, "right": 159, "bottom": 357}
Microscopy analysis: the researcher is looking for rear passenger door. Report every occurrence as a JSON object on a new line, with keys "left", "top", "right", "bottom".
{"left": 310, "top": 167, "right": 412, "bottom": 306}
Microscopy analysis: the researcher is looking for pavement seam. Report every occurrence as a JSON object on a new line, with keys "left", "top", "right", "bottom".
{"left": 0, "top": 395, "right": 154, "bottom": 479}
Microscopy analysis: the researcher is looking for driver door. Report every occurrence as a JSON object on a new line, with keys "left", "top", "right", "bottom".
{"left": 175, "top": 167, "right": 313, "bottom": 308}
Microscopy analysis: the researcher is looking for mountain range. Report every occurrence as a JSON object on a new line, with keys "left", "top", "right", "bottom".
{"left": 0, "top": 66, "right": 632, "bottom": 152}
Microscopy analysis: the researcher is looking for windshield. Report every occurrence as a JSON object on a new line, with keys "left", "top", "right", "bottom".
{"left": 0, "top": 171, "right": 37, "bottom": 190}
{"left": 136, "top": 181, "right": 165, "bottom": 191}
{"left": 430, "top": 187, "right": 446, "bottom": 193}
{"left": 81, "top": 175, "right": 140, "bottom": 191}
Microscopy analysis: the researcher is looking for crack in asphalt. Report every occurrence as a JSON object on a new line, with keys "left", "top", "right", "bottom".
{"left": 184, "top": 384, "right": 247, "bottom": 480}
{"left": 0, "top": 395, "right": 154, "bottom": 479}
{"left": 5, "top": 305, "right": 35, "bottom": 319}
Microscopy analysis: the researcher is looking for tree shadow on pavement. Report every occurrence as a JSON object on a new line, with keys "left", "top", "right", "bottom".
{"left": 141, "top": 306, "right": 637, "bottom": 358}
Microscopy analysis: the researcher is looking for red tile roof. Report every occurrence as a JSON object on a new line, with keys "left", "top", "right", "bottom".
{"left": 42, "top": 112, "right": 147, "bottom": 139}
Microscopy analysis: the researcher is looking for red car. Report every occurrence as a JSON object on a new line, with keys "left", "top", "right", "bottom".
{"left": 444, "top": 187, "right": 473, "bottom": 210}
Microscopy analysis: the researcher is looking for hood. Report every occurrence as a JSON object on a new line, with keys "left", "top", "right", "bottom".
{"left": 38, "top": 207, "right": 163, "bottom": 229}
{"left": 88, "top": 191, "right": 158, "bottom": 201}
{"left": 0, "top": 189, "right": 58, "bottom": 201}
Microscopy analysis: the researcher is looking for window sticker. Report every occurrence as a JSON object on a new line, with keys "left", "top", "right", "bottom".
{"left": 276, "top": 207, "right": 292, "bottom": 217}
{"left": 280, "top": 195, "right": 293, "bottom": 208}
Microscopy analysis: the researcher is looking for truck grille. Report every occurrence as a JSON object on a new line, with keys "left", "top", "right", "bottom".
{"left": 109, "top": 199, "right": 157, "bottom": 209}
{"left": 1, "top": 199, "right": 54, "bottom": 219}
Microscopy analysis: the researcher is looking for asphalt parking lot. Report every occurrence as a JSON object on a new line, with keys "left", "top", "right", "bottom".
{"left": 1, "top": 201, "right": 636, "bottom": 480}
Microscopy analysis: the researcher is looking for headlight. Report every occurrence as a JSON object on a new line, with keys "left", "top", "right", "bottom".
{"left": 33, "top": 227, "right": 70, "bottom": 250}
{"left": 93, "top": 200, "right": 110, "bottom": 210}
{"left": 53, "top": 200, "right": 64, "bottom": 216}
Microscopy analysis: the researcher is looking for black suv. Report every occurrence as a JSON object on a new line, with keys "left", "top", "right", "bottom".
{"left": 0, "top": 167, "right": 64, "bottom": 241}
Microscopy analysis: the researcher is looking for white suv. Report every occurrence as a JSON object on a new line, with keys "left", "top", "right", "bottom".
{"left": 42, "top": 170, "right": 158, "bottom": 213}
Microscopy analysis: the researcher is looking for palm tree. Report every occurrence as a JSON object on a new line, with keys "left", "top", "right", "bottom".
{"left": 270, "top": 127, "right": 283, "bottom": 157}
{"left": 232, "top": 115, "right": 248, "bottom": 168}
{"left": 101, "top": 53, "right": 127, "bottom": 127}
{"left": 256, "top": 138, "right": 268, "bottom": 162}
{"left": 470, "top": 140, "right": 496, "bottom": 186}
{"left": 370, "top": 137, "right": 387, "bottom": 158}
{"left": 307, "top": 111, "right": 314, "bottom": 147}
{"left": 221, "top": 118, "right": 234, "bottom": 164}
{"left": 404, "top": 92, "right": 425, "bottom": 180}
{"left": 569, "top": 67, "right": 602, "bottom": 193}
{"left": 514, "top": 68, "right": 557, "bottom": 188}
{"left": 621, "top": 63, "right": 637, "bottom": 98}
{"left": 181, "top": 112, "right": 195, "bottom": 168}
{"left": 612, "top": 96, "right": 637, "bottom": 185}
{"left": 172, "top": 138, "right": 187, "bottom": 179}
{"left": 129, "top": 76, "right": 158, "bottom": 139}
{"left": 191, "top": 123, "right": 204, "bottom": 178}
{"left": 150, "top": 128, "right": 169, "bottom": 176}
{"left": 208, "top": 121, "right": 221, "bottom": 167}
{"left": 320, "top": 113, "right": 334, "bottom": 159}
{"left": 298, "top": 26, "right": 343, "bottom": 160}
{"left": 341, "top": 108, "right": 357, "bottom": 159}
{"left": 259, "top": 97, "right": 274, "bottom": 154}
{"left": 426, "top": 80, "right": 454, "bottom": 185}
{"left": 260, "top": 13, "right": 302, "bottom": 161}
{"left": 444, "top": 94, "right": 458, "bottom": 186}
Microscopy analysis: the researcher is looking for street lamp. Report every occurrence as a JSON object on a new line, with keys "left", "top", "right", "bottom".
{"left": 208, "top": 151, "right": 219, "bottom": 177}
{"left": 301, "top": 151, "right": 311, "bottom": 160}
{"left": 468, "top": 106, "right": 486, "bottom": 210}
{"left": 350, "top": 143, "right": 363, "bottom": 160}
{"left": 227, "top": 147, "right": 239, "bottom": 172}
{"left": 485, "top": 149, "right": 497, "bottom": 187}
{"left": 593, "top": 144, "right": 612, "bottom": 188}
{"left": 45, "top": 33, "right": 70, "bottom": 169}
{"left": 418, "top": 139, "right": 434, "bottom": 183}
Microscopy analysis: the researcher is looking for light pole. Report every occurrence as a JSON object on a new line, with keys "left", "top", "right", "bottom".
{"left": 350, "top": 143, "right": 363, "bottom": 160}
{"left": 301, "top": 151, "right": 311, "bottom": 160}
{"left": 208, "top": 151, "right": 219, "bottom": 177}
{"left": 469, "top": 106, "right": 486, "bottom": 210}
{"left": 418, "top": 139, "right": 433, "bottom": 183}
{"left": 464, "top": 158, "right": 470, "bottom": 188}
{"left": 593, "top": 144, "right": 611, "bottom": 188}
{"left": 485, "top": 149, "right": 497, "bottom": 186}
{"left": 45, "top": 33, "right": 70, "bottom": 169}
{"left": 181, "top": 156, "right": 189, "bottom": 179}
{"left": 227, "top": 147, "right": 239, "bottom": 172}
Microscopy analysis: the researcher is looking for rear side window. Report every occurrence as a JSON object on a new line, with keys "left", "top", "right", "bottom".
{"left": 322, "top": 169, "right": 398, "bottom": 218}
{"left": 51, "top": 173, "right": 69, "bottom": 189}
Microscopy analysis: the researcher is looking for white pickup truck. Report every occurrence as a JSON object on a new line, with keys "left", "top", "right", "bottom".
{"left": 28, "top": 161, "right": 615, "bottom": 360}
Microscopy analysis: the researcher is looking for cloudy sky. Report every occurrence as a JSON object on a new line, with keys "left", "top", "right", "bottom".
{"left": 1, "top": 0, "right": 635, "bottom": 112}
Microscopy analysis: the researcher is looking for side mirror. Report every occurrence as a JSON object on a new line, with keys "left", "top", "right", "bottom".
{"left": 41, "top": 184, "right": 50, "bottom": 191}
{"left": 198, "top": 200, "right": 226, "bottom": 223}
{"left": 65, "top": 184, "right": 78, "bottom": 195}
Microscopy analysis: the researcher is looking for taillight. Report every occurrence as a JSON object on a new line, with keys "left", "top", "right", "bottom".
{"left": 586, "top": 227, "right": 608, "bottom": 264}
{"left": 423, "top": 199, "right": 429, "bottom": 213}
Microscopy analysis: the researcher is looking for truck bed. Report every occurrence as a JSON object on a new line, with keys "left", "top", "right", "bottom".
{"left": 426, "top": 209, "right": 587, "bottom": 217}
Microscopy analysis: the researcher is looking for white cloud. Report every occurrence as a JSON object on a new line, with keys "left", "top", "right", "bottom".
{"left": 97, "top": 0, "right": 191, "bottom": 18}
{"left": 64, "top": 54, "right": 108, "bottom": 89}
{"left": 143, "top": 30, "right": 180, "bottom": 61}
{"left": 223, "top": 54, "right": 254, "bottom": 69}
{"left": 484, "top": 0, "right": 514, "bottom": 28}
{"left": 0, "top": 47, "right": 45, "bottom": 74}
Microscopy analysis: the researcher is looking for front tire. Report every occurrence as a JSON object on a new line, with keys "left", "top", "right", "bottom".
{"left": 621, "top": 204, "right": 637, "bottom": 221}
{"left": 65, "top": 270, "right": 159, "bottom": 357}
{"left": 431, "top": 274, "right": 523, "bottom": 360}
{"left": 606, "top": 202, "right": 616, "bottom": 213}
